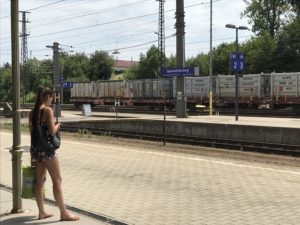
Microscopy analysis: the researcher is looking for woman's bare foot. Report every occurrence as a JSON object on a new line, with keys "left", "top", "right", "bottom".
{"left": 60, "top": 212, "right": 80, "bottom": 221}
{"left": 38, "top": 212, "right": 54, "bottom": 220}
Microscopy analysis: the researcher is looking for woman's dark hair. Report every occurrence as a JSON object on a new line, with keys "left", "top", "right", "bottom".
{"left": 31, "top": 86, "right": 53, "bottom": 126}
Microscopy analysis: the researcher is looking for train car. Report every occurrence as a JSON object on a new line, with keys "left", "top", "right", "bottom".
{"left": 70, "top": 81, "right": 98, "bottom": 107}
{"left": 215, "top": 74, "right": 271, "bottom": 107}
{"left": 69, "top": 72, "right": 300, "bottom": 110}
{"left": 173, "top": 77, "right": 210, "bottom": 110}
{"left": 271, "top": 72, "right": 300, "bottom": 107}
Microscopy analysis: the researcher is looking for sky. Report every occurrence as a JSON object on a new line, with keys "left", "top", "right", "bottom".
{"left": 0, "top": 0, "right": 253, "bottom": 65}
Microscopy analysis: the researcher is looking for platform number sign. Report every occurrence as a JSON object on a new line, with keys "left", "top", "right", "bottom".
{"left": 62, "top": 82, "right": 73, "bottom": 88}
{"left": 230, "top": 52, "right": 245, "bottom": 72}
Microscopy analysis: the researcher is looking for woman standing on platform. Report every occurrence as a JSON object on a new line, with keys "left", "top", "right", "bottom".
{"left": 29, "top": 86, "right": 80, "bottom": 221}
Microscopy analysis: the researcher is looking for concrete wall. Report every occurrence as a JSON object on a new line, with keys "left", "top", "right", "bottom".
{"left": 66, "top": 119, "right": 300, "bottom": 146}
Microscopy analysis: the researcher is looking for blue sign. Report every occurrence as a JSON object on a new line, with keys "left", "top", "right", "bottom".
{"left": 230, "top": 52, "right": 245, "bottom": 72}
{"left": 161, "top": 67, "right": 199, "bottom": 77}
{"left": 62, "top": 82, "right": 73, "bottom": 88}
{"left": 59, "top": 74, "right": 64, "bottom": 81}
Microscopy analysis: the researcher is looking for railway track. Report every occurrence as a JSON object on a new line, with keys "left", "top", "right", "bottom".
{"left": 61, "top": 124, "right": 300, "bottom": 157}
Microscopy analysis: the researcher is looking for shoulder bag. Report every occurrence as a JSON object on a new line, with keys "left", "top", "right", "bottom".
{"left": 31, "top": 107, "right": 61, "bottom": 153}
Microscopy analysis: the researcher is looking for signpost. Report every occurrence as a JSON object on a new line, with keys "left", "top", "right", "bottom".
{"left": 230, "top": 52, "right": 245, "bottom": 121}
{"left": 161, "top": 67, "right": 199, "bottom": 78}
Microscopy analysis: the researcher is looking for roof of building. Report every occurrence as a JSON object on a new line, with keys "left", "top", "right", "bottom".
{"left": 113, "top": 60, "right": 139, "bottom": 69}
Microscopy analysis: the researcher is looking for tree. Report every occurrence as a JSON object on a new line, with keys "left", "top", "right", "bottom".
{"left": 0, "top": 67, "right": 12, "bottom": 101}
{"left": 288, "top": 0, "right": 300, "bottom": 17}
{"left": 241, "top": 0, "right": 291, "bottom": 38}
{"left": 60, "top": 52, "right": 90, "bottom": 82}
{"left": 24, "top": 58, "right": 53, "bottom": 96}
{"left": 124, "top": 45, "right": 160, "bottom": 79}
{"left": 186, "top": 53, "right": 210, "bottom": 76}
{"left": 274, "top": 18, "right": 300, "bottom": 72}
{"left": 240, "top": 32, "right": 276, "bottom": 73}
{"left": 88, "top": 51, "right": 114, "bottom": 81}
{"left": 212, "top": 43, "right": 235, "bottom": 75}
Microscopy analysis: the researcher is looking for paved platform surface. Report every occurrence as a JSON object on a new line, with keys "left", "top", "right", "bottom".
{"left": 1, "top": 130, "right": 300, "bottom": 224}
{"left": 0, "top": 189, "right": 108, "bottom": 225}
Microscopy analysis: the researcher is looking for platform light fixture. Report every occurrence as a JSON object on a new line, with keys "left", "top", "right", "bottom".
{"left": 225, "top": 23, "right": 249, "bottom": 121}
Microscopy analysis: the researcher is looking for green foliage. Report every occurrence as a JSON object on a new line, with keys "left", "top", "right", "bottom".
{"left": 186, "top": 53, "right": 210, "bottom": 76}
{"left": 274, "top": 18, "right": 300, "bottom": 72}
{"left": 88, "top": 51, "right": 114, "bottom": 81}
{"left": 165, "top": 54, "right": 176, "bottom": 67}
{"left": 241, "top": 32, "right": 277, "bottom": 73}
{"left": 124, "top": 45, "right": 160, "bottom": 79}
{"left": 60, "top": 52, "right": 90, "bottom": 82}
{"left": 212, "top": 43, "right": 235, "bottom": 75}
{"left": 241, "top": 0, "right": 292, "bottom": 38}
{"left": 24, "top": 58, "right": 53, "bottom": 94}
{"left": 0, "top": 67, "right": 12, "bottom": 101}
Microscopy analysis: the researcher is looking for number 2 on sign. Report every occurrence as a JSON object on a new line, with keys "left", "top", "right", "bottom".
{"left": 234, "top": 61, "right": 238, "bottom": 69}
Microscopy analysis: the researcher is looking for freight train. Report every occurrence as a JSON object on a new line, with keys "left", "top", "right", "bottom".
{"left": 70, "top": 72, "right": 300, "bottom": 111}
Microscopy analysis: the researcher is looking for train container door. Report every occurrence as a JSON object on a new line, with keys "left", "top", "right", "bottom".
{"left": 153, "top": 80, "right": 159, "bottom": 98}
{"left": 185, "top": 77, "right": 192, "bottom": 97}
{"left": 272, "top": 73, "right": 298, "bottom": 97}
{"left": 144, "top": 79, "right": 154, "bottom": 98}
{"left": 172, "top": 77, "right": 177, "bottom": 99}
{"left": 260, "top": 74, "right": 271, "bottom": 99}
{"left": 91, "top": 81, "right": 97, "bottom": 98}
{"left": 138, "top": 80, "right": 144, "bottom": 98}
{"left": 163, "top": 78, "right": 172, "bottom": 98}
{"left": 216, "top": 75, "right": 235, "bottom": 98}
{"left": 124, "top": 81, "right": 130, "bottom": 98}
{"left": 239, "top": 74, "right": 260, "bottom": 98}
{"left": 98, "top": 81, "right": 105, "bottom": 98}
{"left": 104, "top": 81, "right": 109, "bottom": 98}
{"left": 114, "top": 81, "right": 123, "bottom": 97}
{"left": 70, "top": 83, "right": 76, "bottom": 98}
{"left": 191, "top": 77, "right": 209, "bottom": 98}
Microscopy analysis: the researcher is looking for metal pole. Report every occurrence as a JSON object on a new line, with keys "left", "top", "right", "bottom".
{"left": 53, "top": 42, "right": 61, "bottom": 118}
{"left": 209, "top": 0, "right": 213, "bottom": 115}
{"left": 175, "top": 0, "right": 187, "bottom": 118}
{"left": 10, "top": 0, "right": 24, "bottom": 213}
{"left": 235, "top": 28, "right": 239, "bottom": 121}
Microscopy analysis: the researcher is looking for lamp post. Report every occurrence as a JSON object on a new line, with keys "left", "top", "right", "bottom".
{"left": 225, "top": 24, "right": 248, "bottom": 121}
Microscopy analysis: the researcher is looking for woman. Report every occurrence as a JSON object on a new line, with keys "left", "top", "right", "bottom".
{"left": 29, "top": 86, "right": 79, "bottom": 221}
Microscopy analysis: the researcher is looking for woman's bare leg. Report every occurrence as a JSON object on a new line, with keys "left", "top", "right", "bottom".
{"left": 35, "top": 162, "right": 53, "bottom": 219}
{"left": 45, "top": 156, "right": 79, "bottom": 220}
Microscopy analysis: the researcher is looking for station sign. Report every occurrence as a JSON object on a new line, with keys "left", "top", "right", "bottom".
{"left": 230, "top": 52, "right": 245, "bottom": 72}
{"left": 161, "top": 67, "right": 199, "bottom": 77}
{"left": 62, "top": 82, "right": 73, "bottom": 88}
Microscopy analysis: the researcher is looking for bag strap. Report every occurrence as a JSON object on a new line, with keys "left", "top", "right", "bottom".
{"left": 39, "top": 107, "right": 46, "bottom": 125}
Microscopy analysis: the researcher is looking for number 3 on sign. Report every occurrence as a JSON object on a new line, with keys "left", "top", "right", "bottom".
{"left": 239, "top": 62, "right": 244, "bottom": 70}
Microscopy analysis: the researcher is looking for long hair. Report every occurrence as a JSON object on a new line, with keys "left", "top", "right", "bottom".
{"left": 31, "top": 87, "right": 53, "bottom": 127}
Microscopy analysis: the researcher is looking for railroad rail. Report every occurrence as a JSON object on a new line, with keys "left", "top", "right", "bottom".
{"left": 60, "top": 124, "right": 300, "bottom": 157}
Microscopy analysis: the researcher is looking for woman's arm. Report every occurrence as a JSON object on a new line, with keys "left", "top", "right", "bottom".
{"left": 45, "top": 107, "right": 61, "bottom": 136}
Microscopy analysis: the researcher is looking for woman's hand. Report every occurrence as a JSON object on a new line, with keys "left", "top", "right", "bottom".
{"left": 56, "top": 122, "right": 61, "bottom": 130}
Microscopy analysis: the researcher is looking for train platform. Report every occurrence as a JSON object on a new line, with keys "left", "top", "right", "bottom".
{"left": 2, "top": 109, "right": 300, "bottom": 129}
{"left": 1, "top": 130, "right": 300, "bottom": 225}
{"left": 0, "top": 188, "right": 107, "bottom": 225}
{"left": 60, "top": 110, "right": 300, "bottom": 128}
